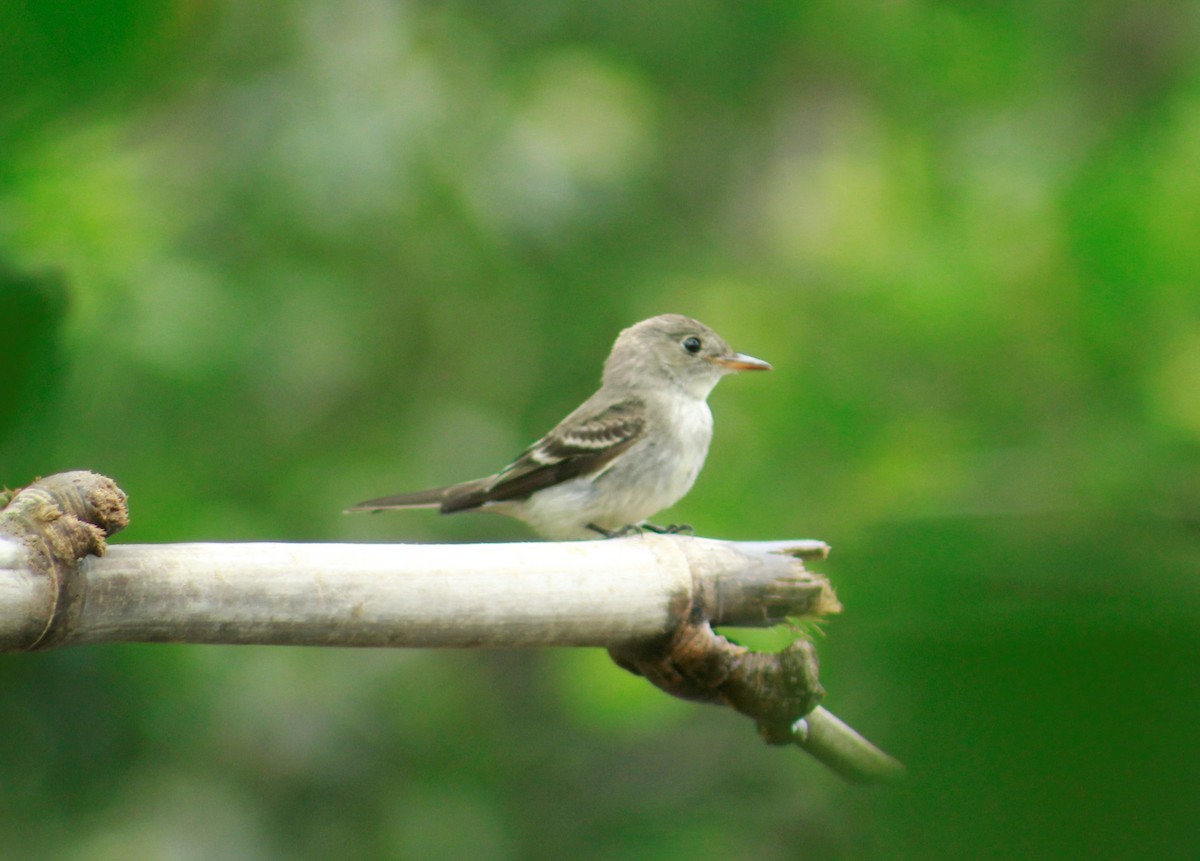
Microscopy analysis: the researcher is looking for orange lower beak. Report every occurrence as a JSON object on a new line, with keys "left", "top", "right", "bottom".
{"left": 711, "top": 352, "right": 772, "bottom": 371}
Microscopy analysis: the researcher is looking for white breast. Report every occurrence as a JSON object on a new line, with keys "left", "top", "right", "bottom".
{"left": 494, "top": 395, "right": 715, "bottom": 539}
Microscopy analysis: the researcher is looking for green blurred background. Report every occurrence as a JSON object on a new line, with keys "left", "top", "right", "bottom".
{"left": 3, "top": 1, "right": 1199, "bottom": 858}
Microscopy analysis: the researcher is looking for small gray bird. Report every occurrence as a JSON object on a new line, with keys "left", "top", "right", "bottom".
{"left": 348, "top": 314, "right": 771, "bottom": 539}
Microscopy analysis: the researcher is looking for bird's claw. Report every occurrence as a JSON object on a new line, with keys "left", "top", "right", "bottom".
{"left": 639, "top": 522, "right": 695, "bottom": 536}
{"left": 586, "top": 522, "right": 695, "bottom": 539}
{"left": 586, "top": 523, "right": 644, "bottom": 539}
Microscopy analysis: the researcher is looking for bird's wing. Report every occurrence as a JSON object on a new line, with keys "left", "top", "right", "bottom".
{"left": 440, "top": 397, "right": 646, "bottom": 513}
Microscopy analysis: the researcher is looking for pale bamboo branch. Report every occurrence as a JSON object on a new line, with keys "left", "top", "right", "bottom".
{"left": 0, "top": 471, "right": 903, "bottom": 784}
{"left": 0, "top": 536, "right": 837, "bottom": 650}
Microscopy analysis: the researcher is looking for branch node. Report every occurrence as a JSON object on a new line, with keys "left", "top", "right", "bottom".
{"left": 609, "top": 622, "right": 825, "bottom": 742}
{"left": 0, "top": 471, "right": 129, "bottom": 649}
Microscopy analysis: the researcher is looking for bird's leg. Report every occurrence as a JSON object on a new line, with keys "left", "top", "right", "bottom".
{"left": 586, "top": 523, "right": 645, "bottom": 539}
{"left": 588, "top": 522, "right": 695, "bottom": 538}
{"left": 639, "top": 522, "right": 695, "bottom": 536}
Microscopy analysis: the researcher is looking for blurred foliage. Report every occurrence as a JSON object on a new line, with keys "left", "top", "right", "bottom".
{"left": 2, "top": 0, "right": 1199, "bottom": 858}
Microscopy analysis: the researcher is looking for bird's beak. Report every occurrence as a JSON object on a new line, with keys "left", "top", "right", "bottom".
{"left": 710, "top": 352, "right": 772, "bottom": 371}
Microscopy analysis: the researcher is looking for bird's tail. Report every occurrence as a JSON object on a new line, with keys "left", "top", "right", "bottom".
{"left": 345, "top": 478, "right": 492, "bottom": 514}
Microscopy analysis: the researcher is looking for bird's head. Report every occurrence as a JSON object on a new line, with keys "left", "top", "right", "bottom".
{"left": 602, "top": 314, "right": 771, "bottom": 398}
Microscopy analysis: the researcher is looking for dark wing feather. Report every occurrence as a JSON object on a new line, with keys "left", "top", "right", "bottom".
{"left": 346, "top": 479, "right": 490, "bottom": 512}
{"left": 440, "top": 398, "right": 645, "bottom": 513}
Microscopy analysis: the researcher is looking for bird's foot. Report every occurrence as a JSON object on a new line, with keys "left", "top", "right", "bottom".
{"left": 639, "top": 522, "right": 695, "bottom": 536}
{"left": 586, "top": 522, "right": 696, "bottom": 538}
{"left": 586, "top": 523, "right": 645, "bottom": 539}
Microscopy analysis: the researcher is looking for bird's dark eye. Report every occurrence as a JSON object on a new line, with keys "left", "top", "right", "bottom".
{"left": 682, "top": 336, "right": 702, "bottom": 354}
